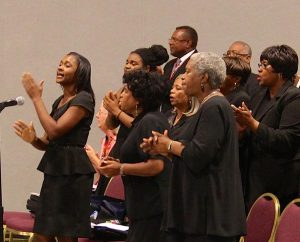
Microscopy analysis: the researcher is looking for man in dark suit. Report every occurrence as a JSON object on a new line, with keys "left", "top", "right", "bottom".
{"left": 225, "top": 41, "right": 260, "bottom": 99}
{"left": 162, "top": 26, "right": 198, "bottom": 112}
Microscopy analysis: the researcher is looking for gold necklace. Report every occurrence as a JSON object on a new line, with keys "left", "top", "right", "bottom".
{"left": 200, "top": 89, "right": 223, "bottom": 107}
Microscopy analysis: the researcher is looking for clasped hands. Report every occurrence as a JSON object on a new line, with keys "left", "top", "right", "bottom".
{"left": 103, "top": 91, "right": 121, "bottom": 116}
{"left": 85, "top": 144, "right": 122, "bottom": 177}
{"left": 140, "top": 130, "right": 171, "bottom": 157}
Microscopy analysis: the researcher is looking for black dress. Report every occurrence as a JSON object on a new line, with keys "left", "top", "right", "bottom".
{"left": 163, "top": 96, "right": 246, "bottom": 242}
{"left": 120, "top": 111, "right": 170, "bottom": 242}
{"left": 224, "top": 86, "right": 250, "bottom": 197}
{"left": 33, "top": 91, "right": 95, "bottom": 237}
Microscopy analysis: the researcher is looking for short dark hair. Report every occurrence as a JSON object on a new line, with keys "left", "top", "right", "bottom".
{"left": 260, "top": 45, "right": 298, "bottom": 82}
{"left": 223, "top": 56, "right": 251, "bottom": 85}
{"left": 176, "top": 26, "right": 198, "bottom": 48}
{"left": 122, "top": 70, "right": 163, "bottom": 112}
{"left": 132, "top": 45, "right": 169, "bottom": 72}
{"left": 67, "top": 52, "right": 95, "bottom": 103}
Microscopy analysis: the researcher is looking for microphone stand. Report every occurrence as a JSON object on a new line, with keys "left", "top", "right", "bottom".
{"left": 0, "top": 108, "right": 4, "bottom": 242}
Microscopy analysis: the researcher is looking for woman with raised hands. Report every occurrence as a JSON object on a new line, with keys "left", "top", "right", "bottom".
{"left": 14, "top": 52, "right": 95, "bottom": 242}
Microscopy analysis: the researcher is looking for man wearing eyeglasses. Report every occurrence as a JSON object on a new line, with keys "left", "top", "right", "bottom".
{"left": 162, "top": 26, "right": 198, "bottom": 112}
{"left": 225, "top": 41, "right": 260, "bottom": 99}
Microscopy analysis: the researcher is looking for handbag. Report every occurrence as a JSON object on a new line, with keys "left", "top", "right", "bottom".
{"left": 90, "top": 194, "right": 126, "bottom": 224}
{"left": 90, "top": 194, "right": 128, "bottom": 240}
{"left": 26, "top": 193, "right": 40, "bottom": 215}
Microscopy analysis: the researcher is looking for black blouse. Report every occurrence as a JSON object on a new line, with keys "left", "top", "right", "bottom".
{"left": 38, "top": 91, "right": 95, "bottom": 175}
{"left": 120, "top": 111, "right": 170, "bottom": 221}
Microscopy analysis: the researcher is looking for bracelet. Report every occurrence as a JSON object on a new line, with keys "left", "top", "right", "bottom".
{"left": 167, "top": 140, "right": 174, "bottom": 152}
{"left": 30, "top": 136, "right": 38, "bottom": 145}
{"left": 120, "top": 164, "right": 125, "bottom": 176}
{"left": 116, "top": 110, "right": 123, "bottom": 119}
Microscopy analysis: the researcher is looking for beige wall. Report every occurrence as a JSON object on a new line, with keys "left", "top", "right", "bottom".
{"left": 1, "top": 0, "right": 300, "bottom": 211}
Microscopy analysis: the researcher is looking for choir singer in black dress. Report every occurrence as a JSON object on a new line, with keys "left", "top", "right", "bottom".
{"left": 98, "top": 70, "right": 170, "bottom": 242}
{"left": 13, "top": 52, "right": 95, "bottom": 242}
{"left": 142, "top": 52, "right": 246, "bottom": 242}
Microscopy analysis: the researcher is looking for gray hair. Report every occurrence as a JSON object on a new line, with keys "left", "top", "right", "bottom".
{"left": 190, "top": 52, "right": 226, "bottom": 89}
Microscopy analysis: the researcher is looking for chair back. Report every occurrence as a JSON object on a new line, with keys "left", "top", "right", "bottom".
{"left": 104, "top": 175, "right": 125, "bottom": 200}
{"left": 244, "top": 193, "right": 280, "bottom": 242}
{"left": 274, "top": 198, "right": 300, "bottom": 242}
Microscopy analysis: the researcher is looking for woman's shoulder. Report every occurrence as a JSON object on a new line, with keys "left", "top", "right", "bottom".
{"left": 203, "top": 95, "right": 230, "bottom": 109}
{"left": 142, "top": 111, "right": 168, "bottom": 122}
{"left": 70, "top": 91, "right": 95, "bottom": 113}
{"left": 228, "top": 88, "right": 250, "bottom": 107}
{"left": 73, "top": 91, "right": 94, "bottom": 102}
{"left": 137, "top": 111, "right": 169, "bottom": 131}
{"left": 200, "top": 95, "right": 234, "bottom": 119}
{"left": 277, "top": 84, "right": 300, "bottom": 110}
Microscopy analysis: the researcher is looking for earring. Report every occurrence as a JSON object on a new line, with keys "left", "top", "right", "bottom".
{"left": 200, "top": 84, "right": 205, "bottom": 92}
{"left": 135, "top": 104, "right": 138, "bottom": 117}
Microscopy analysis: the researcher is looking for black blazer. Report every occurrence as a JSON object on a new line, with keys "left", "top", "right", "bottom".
{"left": 163, "top": 49, "right": 197, "bottom": 83}
{"left": 245, "top": 81, "right": 300, "bottom": 210}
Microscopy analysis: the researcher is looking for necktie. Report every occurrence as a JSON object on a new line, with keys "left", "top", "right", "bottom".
{"left": 170, "top": 58, "right": 181, "bottom": 78}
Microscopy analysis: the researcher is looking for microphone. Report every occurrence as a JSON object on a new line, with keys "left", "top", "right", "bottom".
{"left": 0, "top": 96, "right": 25, "bottom": 112}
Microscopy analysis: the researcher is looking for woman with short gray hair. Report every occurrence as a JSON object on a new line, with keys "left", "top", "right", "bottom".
{"left": 142, "top": 52, "right": 246, "bottom": 242}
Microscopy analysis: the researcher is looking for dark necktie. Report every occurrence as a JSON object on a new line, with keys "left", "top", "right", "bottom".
{"left": 170, "top": 58, "right": 181, "bottom": 78}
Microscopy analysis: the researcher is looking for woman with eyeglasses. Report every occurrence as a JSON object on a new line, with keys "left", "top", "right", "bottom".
{"left": 232, "top": 44, "right": 300, "bottom": 212}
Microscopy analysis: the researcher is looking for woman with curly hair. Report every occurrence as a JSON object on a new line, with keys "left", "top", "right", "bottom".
{"left": 98, "top": 70, "right": 170, "bottom": 242}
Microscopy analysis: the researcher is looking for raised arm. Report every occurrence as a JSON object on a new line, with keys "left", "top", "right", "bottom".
{"left": 22, "top": 73, "right": 88, "bottom": 140}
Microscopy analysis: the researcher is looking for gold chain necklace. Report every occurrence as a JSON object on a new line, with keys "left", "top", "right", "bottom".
{"left": 200, "top": 89, "right": 223, "bottom": 107}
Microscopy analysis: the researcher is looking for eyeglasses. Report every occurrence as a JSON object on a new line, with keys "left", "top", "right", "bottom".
{"left": 168, "top": 37, "right": 188, "bottom": 43}
{"left": 223, "top": 51, "right": 249, "bottom": 58}
{"left": 258, "top": 62, "right": 271, "bottom": 69}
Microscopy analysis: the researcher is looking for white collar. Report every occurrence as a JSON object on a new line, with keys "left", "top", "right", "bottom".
{"left": 179, "top": 49, "right": 196, "bottom": 64}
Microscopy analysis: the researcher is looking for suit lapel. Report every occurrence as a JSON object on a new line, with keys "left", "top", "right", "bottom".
{"left": 170, "top": 50, "right": 197, "bottom": 82}
{"left": 251, "top": 87, "right": 271, "bottom": 121}
{"left": 252, "top": 82, "right": 293, "bottom": 121}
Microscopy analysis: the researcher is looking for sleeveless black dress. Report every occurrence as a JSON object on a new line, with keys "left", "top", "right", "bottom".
{"left": 33, "top": 91, "right": 95, "bottom": 237}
